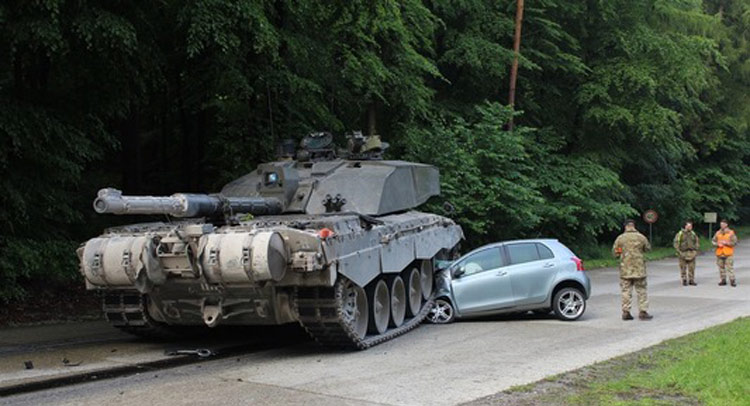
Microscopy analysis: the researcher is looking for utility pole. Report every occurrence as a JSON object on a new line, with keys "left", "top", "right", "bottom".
{"left": 507, "top": 0, "right": 524, "bottom": 131}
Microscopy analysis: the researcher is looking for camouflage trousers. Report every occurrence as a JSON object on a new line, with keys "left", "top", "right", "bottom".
{"left": 678, "top": 257, "right": 696, "bottom": 281}
{"left": 620, "top": 277, "right": 648, "bottom": 312}
{"left": 716, "top": 256, "right": 735, "bottom": 281}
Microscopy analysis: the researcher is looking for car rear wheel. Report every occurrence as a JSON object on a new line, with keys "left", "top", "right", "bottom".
{"left": 552, "top": 287, "right": 586, "bottom": 321}
{"left": 428, "top": 298, "right": 455, "bottom": 324}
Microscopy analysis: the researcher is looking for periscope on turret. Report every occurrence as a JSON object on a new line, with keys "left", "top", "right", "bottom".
{"left": 78, "top": 132, "right": 463, "bottom": 349}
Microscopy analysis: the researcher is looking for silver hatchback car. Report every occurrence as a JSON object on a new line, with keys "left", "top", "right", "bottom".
{"left": 429, "top": 239, "right": 591, "bottom": 323}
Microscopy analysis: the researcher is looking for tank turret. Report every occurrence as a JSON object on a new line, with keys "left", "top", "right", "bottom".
{"left": 220, "top": 159, "right": 439, "bottom": 216}
{"left": 95, "top": 132, "right": 440, "bottom": 219}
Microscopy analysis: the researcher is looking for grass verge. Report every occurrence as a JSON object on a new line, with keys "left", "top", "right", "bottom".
{"left": 463, "top": 317, "right": 750, "bottom": 406}
{"left": 583, "top": 225, "right": 749, "bottom": 270}
{"left": 567, "top": 317, "right": 750, "bottom": 406}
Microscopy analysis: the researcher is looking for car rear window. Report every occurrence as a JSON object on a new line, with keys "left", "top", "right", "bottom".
{"left": 507, "top": 243, "right": 540, "bottom": 265}
{"left": 536, "top": 243, "right": 554, "bottom": 260}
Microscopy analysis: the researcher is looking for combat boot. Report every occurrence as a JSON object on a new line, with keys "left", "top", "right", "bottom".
{"left": 682, "top": 279, "right": 687, "bottom": 286}
{"left": 622, "top": 311, "right": 633, "bottom": 321}
{"left": 688, "top": 280, "right": 697, "bottom": 286}
{"left": 719, "top": 279, "right": 727, "bottom": 286}
{"left": 638, "top": 311, "right": 653, "bottom": 320}
{"left": 730, "top": 279, "right": 737, "bottom": 287}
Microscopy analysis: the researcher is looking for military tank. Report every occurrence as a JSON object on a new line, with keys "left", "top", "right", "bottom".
{"left": 78, "top": 132, "right": 463, "bottom": 349}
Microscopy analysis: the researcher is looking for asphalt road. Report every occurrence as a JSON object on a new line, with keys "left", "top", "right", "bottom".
{"left": 2, "top": 240, "right": 748, "bottom": 406}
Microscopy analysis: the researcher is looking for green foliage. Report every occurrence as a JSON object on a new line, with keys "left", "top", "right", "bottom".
{"left": 399, "top": 103, "right": 636, "bottom": 250}
{"left": 532, "top": 149, "right": 638, "bottom": 248}
{"left": 1, "top": 0, "right": 121, "bottom": 301}
{"left": 399, "top": 103, "right": 543, "bottom": 245}
{"left": 1, "top": 0, "right": 750, "bottom": 302}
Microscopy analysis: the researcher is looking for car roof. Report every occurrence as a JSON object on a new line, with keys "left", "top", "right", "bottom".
{"left": 477, "top": 238, "right": 559, "bottom": 249}
{"left": 457, "top": 239, "right": 570, "bottom": 258}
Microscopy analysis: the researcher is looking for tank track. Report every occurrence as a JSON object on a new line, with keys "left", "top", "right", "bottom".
{"left": 102, "top": 292, "right": 191, "bottom": 340}
{"left": 295, "top": 278, "right": 434, "bottom": 350}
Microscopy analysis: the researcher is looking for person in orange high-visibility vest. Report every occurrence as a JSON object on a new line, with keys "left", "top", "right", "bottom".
{"left": 712, "top": 219, "right": 739, "bottom": 286}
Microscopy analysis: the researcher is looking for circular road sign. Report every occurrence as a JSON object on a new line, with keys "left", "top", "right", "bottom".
{"left": 643, "top": 209, "right": 659, "bottom": 224}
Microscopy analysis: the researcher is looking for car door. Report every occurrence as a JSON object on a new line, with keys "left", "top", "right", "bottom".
{"left": 450, "top": 247, "right": 514, "bottom": 314}
{"left": 504, "top": 242, "right": 558, "bottom": 306}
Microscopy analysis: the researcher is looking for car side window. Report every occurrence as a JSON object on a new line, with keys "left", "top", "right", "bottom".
{"left": 507, "top": 243, "right": 540, "bottom": 265}
{"left": 457, "top": 248, "right": 502, "bottom": 276}
{"left": 536, "top": 243, "right": 554, "bottom": 260}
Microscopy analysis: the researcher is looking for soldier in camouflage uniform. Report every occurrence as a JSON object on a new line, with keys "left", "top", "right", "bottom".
{"left": 612, "top": 219, "right": 653, "bottom": 320}
{"left": 712, "top": 219, "right": 739, "bottom": 286}
{"left": 673, "top": 221, "right": 700, "bottom": 286}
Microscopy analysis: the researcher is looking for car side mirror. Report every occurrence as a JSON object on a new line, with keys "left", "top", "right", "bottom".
{"left": 452, "top": 266, "right": 465, "bottom": 278}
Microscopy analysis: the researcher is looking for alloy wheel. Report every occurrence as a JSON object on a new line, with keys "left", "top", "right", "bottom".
{"left": 554, "top": 288, "right": 585, "bottom": 321}
{"left": 428, "top": 298, "right": 454, "bottom": 324}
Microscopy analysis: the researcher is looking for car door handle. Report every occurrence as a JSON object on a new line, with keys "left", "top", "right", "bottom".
{"left": 496, "top": 271, "right": 508, "bottom": 276}
{"left": 543, "top": 262, "right": 555, "bottom": 268}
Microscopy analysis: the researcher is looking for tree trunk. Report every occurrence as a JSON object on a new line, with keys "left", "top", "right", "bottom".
{"left": 367, "top": 103, "right": 377, "bottom": 136}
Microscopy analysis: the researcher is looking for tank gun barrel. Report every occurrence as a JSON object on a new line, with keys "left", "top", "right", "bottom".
{"left": 93, "top": 188, "right": 282, "bottom": 217}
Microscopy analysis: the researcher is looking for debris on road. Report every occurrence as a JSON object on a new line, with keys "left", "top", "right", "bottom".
{"left": 62, "top": 358, "right": 82, "bottom": 367}
{"left": 164, "top": 348, "right": 215, "bottom": 358}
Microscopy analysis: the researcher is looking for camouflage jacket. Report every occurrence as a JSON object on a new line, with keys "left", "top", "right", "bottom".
{"left": 673, "top": 229, "right": 700, "bottom": 258}
{"left": 612, "top": 230, "right": 651, "bottom": 279}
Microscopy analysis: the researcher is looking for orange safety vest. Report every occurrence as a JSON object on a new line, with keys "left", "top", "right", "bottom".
{"left": 715, "top": 230, "right": 735, "bottom": 257}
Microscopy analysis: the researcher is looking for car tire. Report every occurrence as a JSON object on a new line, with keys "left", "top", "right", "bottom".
{"left": 552, "top": 287, "right": 586, "bottom": 321}
{"left": 427, "top": 298, "right": 455, "bottom": 324}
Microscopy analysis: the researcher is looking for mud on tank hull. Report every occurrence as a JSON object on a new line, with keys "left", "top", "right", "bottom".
{"left": 80, "top": 211, "right": 462, "bottom": 349}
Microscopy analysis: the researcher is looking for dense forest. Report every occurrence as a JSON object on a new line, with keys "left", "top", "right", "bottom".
{"left": 1, "top": 0, "right": 749, "bottom": 301}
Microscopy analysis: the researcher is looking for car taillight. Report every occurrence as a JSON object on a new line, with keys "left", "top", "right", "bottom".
{"left": 571, "top": 256, "right": 584, "bottom": 271}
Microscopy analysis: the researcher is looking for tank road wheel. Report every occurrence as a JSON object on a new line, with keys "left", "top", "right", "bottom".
{"left": 341, "top": 279, "right": 369, "bottom": 340}
{"left": 367, "top": 279, "right": 391, "bottom": 334}
{"left": 405, "top": 268, "right": 422, "bottom": 317}
{"left": 420, "top": 260, "right": 434, "bottom": 300}
{"left": 389, "top": 276, "right": 406, "bottom": 328}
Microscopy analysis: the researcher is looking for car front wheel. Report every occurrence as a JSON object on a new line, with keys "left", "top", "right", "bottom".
{"left": 428, "top": 298, "right": 455, "bottom": 324}
{"left": 552, "top": 287, "right": 586, "bottom": 321}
